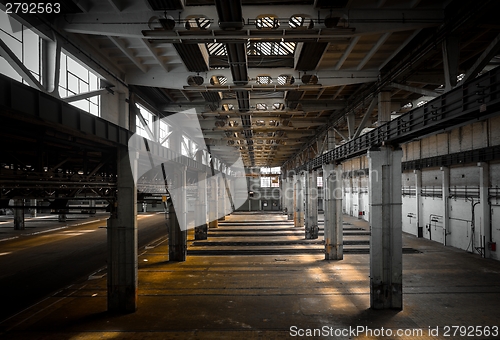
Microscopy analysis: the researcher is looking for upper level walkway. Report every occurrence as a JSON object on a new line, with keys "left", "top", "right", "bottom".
{"left": 1, "top": 213, "right": 499, "bottom": 339}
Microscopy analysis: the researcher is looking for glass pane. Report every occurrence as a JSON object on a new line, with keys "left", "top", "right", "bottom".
{"left": 0, "top": 10, "right": 22, "bottom": 41}
{"left": 58, "top": 85, "right": 67, "bottom": 97}
{"left": 90, "top": 94, "right": 99, "bottom": 105}
{"left": 68, "top": 72, "right": 78, "bottom": 94}
{"left": 59, "top": 54, "right": 67, "bottom": 88}
{"left": 79, "top": 79, "right": 89, "bottom": 94}
{"left": 0, "top": 57, "right": 21, "bottom": 81}
{"left": 89, "top": 73, "right": 98, "bottom": 91}
{"left": 23, "top": 30, "right": 39, "bottom": 74}
{"left": 70, "top": 99, "right": 88, "bottom": 112}
{"left": 89, "top": 102, "right": 99, "bottom": 116}
{"left": 67, "top": 56, "right": 88, "bottom": 82}
{"left": 0, "top": 29, "right": 22, "bottom": 58}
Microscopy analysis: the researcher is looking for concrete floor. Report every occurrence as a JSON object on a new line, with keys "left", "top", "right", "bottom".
{"left": 1, "top": 213, "right": 499, "bottom": 339}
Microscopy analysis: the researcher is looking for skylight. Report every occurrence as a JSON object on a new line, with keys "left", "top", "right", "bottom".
{"left": 257, "top": 75, "right": 272, "bottom": 85}
{"left": 207, "top": 41, "right": 296, "bottom": 57}
{"left": 255, "top": 15, "right": 280, "bottom": 29}
{"left": 247, "top": 41, "right": 296, "bottom": 56}
{"left": 206, "top": 42, "right": 227, "bottom": 56}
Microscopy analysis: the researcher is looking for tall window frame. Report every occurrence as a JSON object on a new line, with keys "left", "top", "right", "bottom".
{"left": 58, "top": 51, "right": 101, "bottom": 116}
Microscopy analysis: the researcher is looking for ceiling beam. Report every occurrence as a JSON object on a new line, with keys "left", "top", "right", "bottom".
{"left": 107, "top": 0, "right": 122, "bottom": 12}
{"left": 356, "top": 32, "right": 391, "bottom": 70}
{"left": 126, "top": 67, "right": 379, "bottom": 89}
{"left": 335, "top": 36, "right": 360, "bottom": 70}
{"left": 389, "top": 82, "right": 440, "bottom": 97}
{"left": 332, "top": 85, "right": 346, "bottom": 100}
{"left": 107, "top": 36, "right": 147, "bottom": 73}
{"left": 141, "top": 38, "right": 169, "bottom": 73}
{"left": 73, "top": 0, "right": 91, "bottom": 12}
{"left": 459, "top": 33, "right": 500, "bottom": 85}
{"left": 379, "top": 29, "right": 421, "bottom": 70}
{"left": 333, "top": 128, "right": 349, "bottom": 142}
{"left": 352, "top": 97, "right": 377, "bottom": 139}
{"left": 60, "top": 9, "right": 443, "bottom": 39}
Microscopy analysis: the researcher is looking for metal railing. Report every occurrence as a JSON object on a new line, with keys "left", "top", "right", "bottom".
{"left": 292, "top": 67, "right": 500, "bottom": 173}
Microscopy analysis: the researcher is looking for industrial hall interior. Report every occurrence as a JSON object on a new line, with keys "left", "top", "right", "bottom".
{"left": 1, "top": 0, "right": 500, "bottom": 339}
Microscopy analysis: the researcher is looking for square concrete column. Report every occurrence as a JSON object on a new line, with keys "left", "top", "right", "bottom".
{"left": 441, "top": 166, "right": 450, "bottom": 245}
{"left": 293, "top": 174, "right": 304, "bottom": 228}
{"left": 327, "top": 128, "right": 336, "bottom": 151}
{"left": 169, "top": 165, "right": 187, "bottom": 262}
{"left": 414, "top": 170, "right": 423, "bottom": 238}
{"left": 217, "top": 175, "right": 226, "bottom": 221}
{"left": 479, "top": 162, "right": 491, "bottom": 258}
{"left": 285, "top": 176, "right": 294, "bottom": 220}
{"left": 378, "top": 91, "right": 391, "bottom": 125}
{"left": 281, "top": 175, "right": 287, "bottom": 214}
{"left": 208, "top": 175, "right": 218, "bottom": 229}
{"left": 368, "top": 146, "right": 403, "bottom": 310}
{"left": 323, "top": 163, "right": 343, "bottom": 260}
{"left": 107, "top": 147, "right": 138, "bottom": 313}
{"left": 195, "top": 170, "right": 208, "bottom": 240}
{"left": 14, "top": 199, "right": 25, "bottom": 230}
{"left": 29, "top": 199, "right": 37, "bottom": 217}
{"left": 305, "top": 170, "right": 319, "bottom": 239}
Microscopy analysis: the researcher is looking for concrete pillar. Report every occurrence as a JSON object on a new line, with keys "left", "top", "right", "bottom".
{"left": 479, "top": 162, "right": 491, "bottom": 258}
{"left": 368, "top": 146, "right": 403, "bottom": 310}
{"left": 323, "top": 163, "right": 343, "bottom": 260}
{"left": 285, "top": 176, "right": 294, "bottom": 220}
{"left": 357, "top": 175, "right": 362, "bottom": 218}
{"left": 14, "top": 199, "right": 24, "bottom": 230}
{"left": 217, "top": 174, "right": 226, "bottom": 221}
{"left": 441, "top": 166, "right": 450, "bottom": 245}
{"left": 208, "top": 175, "right": 218, "bottom": 229}
{"left": 195, "top": 171, "right": 208, "bottom": 240}
{"left": 378, "top": 91, "right": 392, "bottom": 124}
{"left": 415, "top": 170, "right": 422, "bottom": 237}
{"left": 327, "top": 128, "right": 336, "bottom": 151}
{"left": 129, "top": 92, "right": 137, "bottom": 133}
{"left": 107, "top": 147, "right": 138, "bottom": 313}
{"left": 89, "top": 199, "right": 96, "bottom": 215}
{"left": 58, "top": 212, "right": 67, "bottom": 222}
{"left": 305, "top": 170, "right": 319, "bottom": 239}
{"left": 281, "top": 175, "right": 287, "bottom": 214}
{"left": 169, "top": 166, "right": 187, "bottom": 262}
{"left": 29, "top": 199, "right": 37, "bottom": 217}
{"left": 293, "top": 174, "right": 304, "bottom": 228}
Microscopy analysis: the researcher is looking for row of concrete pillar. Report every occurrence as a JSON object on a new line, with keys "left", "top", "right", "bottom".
{"left": 107, "top": 145, "right": 234, "bottom": 312}
{"left": 283, "top": 146, "right": 403, "bottom": 310}
{"left": 11, "top": 199, "right": 68, "bottom": 230}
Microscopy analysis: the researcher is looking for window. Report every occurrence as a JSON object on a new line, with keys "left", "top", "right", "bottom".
{"left": 255, "top": 15, "right": 280, "bottom": 29}
{"left": 0, "top": 9, "right": 41, "bottom": 85}
{"left": 136, "top": 104, "right": 153, "bottom": 139}
{"left": 247, "top": 41, "right": 295, "bottom": 56}
{"left": 159, "top": 120, "right": 170, "bottom": 148}
{"left": 256, "top": 75, "right": 272, "bottom": 85}
{"left": 59, "top": 51, "right": 101, "bottom": 116}
{"left": 277, "top": 75, "right": 294, "bottom": 85}
{"left": 260, "top": 167, "right": 281, "bottom": 174}
{"left": 317, "top": 176, "right": 323, "bottom": 187}
{"left": 260, "top": 176, "right": 271, "bottom": 187}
